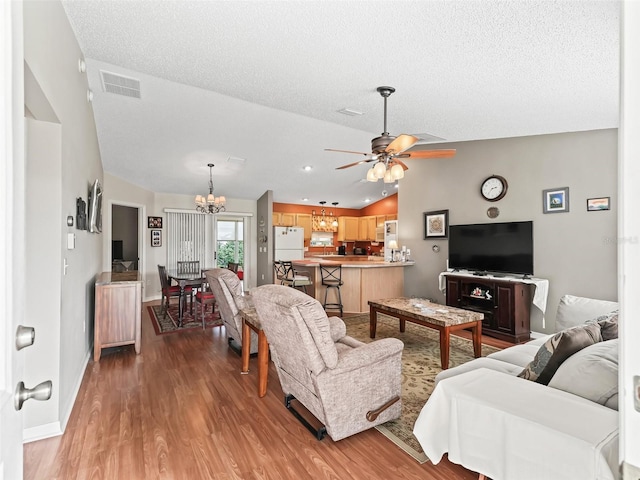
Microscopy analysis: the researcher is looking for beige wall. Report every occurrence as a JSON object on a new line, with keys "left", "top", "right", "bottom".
{"left": 400, "top": 129, "right": 618, "bottom": 334}
{"left": 23, "top": 0, "right": 103, "bottom": 437}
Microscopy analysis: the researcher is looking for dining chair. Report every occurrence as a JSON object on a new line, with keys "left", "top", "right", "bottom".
{"left": 195, "top": 269, "right": 216, "bottom": 329}
{"left": 227, "top": 262, "right": 244, "bottom": 280}
{"left": 177, "top": 260, "right": 200, "bottom": 274}
{"left": 158, "top": 265, "right": 191, "bottom": 318}
{"left": 176, "top": 260, "right": 200, "bottom": 309}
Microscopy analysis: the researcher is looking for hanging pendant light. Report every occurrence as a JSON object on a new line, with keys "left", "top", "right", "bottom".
{"left": 331, "top": 202, "right": 339, "bottom": 227}
{"left": 195, "top": 163, "right": 226, "bottom": 214}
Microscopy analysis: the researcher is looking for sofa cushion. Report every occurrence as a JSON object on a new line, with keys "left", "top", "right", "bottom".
{"left": 435, "top": 357, "right": 525, "bottom": 384}
{"left": 487, "top": 344, "right": 542, "bottom": 368}
{"left": 548, "top": 339, "right": 618, "bottom": 410}
{"left": 555, "top": 295, "right": 618, "bottom": 332}
{"left": 518, "top": 322, "right": 602, "bottom": 385}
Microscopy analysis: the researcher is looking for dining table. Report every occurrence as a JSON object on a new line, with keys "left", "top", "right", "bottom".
{"left": 166, "top": 268, "right": 208, "bottom": 327}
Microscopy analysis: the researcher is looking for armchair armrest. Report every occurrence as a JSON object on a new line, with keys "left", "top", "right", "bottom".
{"left": 329, "top": 338, "right": 403, "bottom": 374}
{"left": 327, "top": 316, "right": 346, "bottom": 342}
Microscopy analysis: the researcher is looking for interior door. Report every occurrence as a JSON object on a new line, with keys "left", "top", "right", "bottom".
{"left": 0, "top": 2, "right": 25, "bottom": 476}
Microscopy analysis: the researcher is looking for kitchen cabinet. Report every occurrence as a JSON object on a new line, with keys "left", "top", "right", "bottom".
{"left": 295, "top": 213, "right": 312, "bottom": 240}
{"left": 358, "top": 216, "right": 377, "bottom": 241}
{"left": 337, "top": 216, "right": 359, "bottom": 241}
{"left": 386, "top": 214, "right": 397, "bottom": 221}
{"left": 273, "top": 212, "right": 296, "bottom": 227}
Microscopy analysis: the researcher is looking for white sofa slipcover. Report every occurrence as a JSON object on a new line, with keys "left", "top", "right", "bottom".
{"left": 413, "top": 295, "right": 619, "bottom": 480}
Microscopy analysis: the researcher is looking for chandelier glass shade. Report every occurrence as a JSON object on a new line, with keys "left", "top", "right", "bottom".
{"left": 366, "top": 158, "right": 405, "bottom": 183}
{"left": 195, "top": 163, "right": 226, "bottom": 214}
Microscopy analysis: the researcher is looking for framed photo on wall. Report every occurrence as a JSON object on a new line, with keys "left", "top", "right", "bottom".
{"left": 151, "top": 229, "right": 162, "bottom": 247}
{"left": 424, "top": 210, "right": 449, "bottom": 239}
{"left": 148, "top": 216, "right": 163, "bottom": 228}
{"left": 542, "top": 187, "right": 570, "bottom": 214}
{"left": 587, "top": 197, "right": 610, "bottom": 211}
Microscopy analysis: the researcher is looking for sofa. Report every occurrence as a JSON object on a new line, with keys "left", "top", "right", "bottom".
{"left": 413, "top": 295, "right": 620, "bottom": 480}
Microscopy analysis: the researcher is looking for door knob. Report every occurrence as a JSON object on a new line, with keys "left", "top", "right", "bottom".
{"left": 15, "top": 325, "right": 35, "bottom": 350}
{"left": 14, "top": 380, "right": 52, "bottom": 411}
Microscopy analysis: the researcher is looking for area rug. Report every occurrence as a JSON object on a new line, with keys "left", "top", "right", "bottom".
{"left": 344, "top": 313, "right": 501, "bottom": 463}
{"left": 148, "top": 303, "right": 222, "bottom": 335}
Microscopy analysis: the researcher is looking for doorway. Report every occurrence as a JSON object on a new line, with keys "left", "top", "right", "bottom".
{"left": 111, "top": 204, "right": 139, "bottom": 272}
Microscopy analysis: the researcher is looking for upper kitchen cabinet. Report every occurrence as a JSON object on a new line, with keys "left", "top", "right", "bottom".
{"left": 295, "top": 213, "right": 312, "bottom": 240}
{"left": 358, "top": 216, "right": 377, "bottom": 241}
{"left": 337, "top": 216, "right": 359, "bottom": 241}
{"left": 273, "top": 212, "right": 296, "bottom": 227}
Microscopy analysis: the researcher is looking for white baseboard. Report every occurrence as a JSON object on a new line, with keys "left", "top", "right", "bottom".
{"left": 23, "top": 421, "right": 63, "bottom": 443}
{"left": 23, "top": 349, "right": 91, "bottom": 444}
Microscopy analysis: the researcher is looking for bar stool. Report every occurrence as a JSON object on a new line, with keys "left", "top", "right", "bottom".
{"left": 280, "top": 261, "right": 313, "bottom": 294}
{"left": 320, "top": 264, "right": 343, "bottom": 316}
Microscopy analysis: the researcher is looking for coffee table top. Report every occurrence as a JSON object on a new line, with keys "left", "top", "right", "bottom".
{"left": 368, "top": 297, "right": 484, "bottom": 327}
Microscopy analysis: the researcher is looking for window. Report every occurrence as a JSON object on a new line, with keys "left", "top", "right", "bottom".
{"left": 216, "top": 219, "right": 244, "bottom": 268}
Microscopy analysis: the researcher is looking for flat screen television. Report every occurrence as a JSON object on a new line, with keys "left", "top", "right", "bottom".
{"left": 448, "top": 221, "right": 534, "bottom": 276}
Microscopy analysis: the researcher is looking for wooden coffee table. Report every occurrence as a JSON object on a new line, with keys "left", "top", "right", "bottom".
{"left": 368, "top": 298, "right": 484, "bottom": 369}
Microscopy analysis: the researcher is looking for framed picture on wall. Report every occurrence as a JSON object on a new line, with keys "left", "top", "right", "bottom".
{"left": 587, "top": 197, "right": 610, "bottom": 211}
{"left": 151, "top": 229, "right": 162, "bottom": 247}
{"left": 424, "top": 210, "right": 449, "bottom": 239}
{"left": 542, "top": 187, "right": 570, "bottom": 214}
{"left": 148, "top": 216, "right": 163, "bottom": 228}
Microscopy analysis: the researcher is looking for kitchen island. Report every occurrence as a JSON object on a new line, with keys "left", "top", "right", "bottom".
{"left": 291, "top": 257, "right": 414, "bottom": 314}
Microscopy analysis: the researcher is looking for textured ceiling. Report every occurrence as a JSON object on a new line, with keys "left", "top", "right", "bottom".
{"left": 62, "top": 0, "right": 620, "bottom": 208}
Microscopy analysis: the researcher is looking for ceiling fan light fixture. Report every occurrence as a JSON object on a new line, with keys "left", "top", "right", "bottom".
{"left": 373, "top": 161, "right": 387, "bottom": 179}
{"left": 366, "top": 168, "right": 378, "bottom": 182}
{"left": 390, "top": 163, "right": 404, "bottom": 180}
{"left": 383, "top": 169, "right": 394, "bottom": 183}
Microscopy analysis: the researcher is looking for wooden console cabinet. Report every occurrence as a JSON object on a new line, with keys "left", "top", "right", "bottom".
{"left": 445, "top": 274, "right": 533, "bottom": 343}
{"left": 94, "top": 271, "right": 142, "bottom": 361}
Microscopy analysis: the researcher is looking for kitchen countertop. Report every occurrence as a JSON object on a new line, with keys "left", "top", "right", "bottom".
{"left": 294, "top": 259, "right": 414, "bottom": 268}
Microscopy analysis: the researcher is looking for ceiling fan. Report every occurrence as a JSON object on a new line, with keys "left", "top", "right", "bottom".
{"left": 327, "top": 86, "right": 456, "bottom": 182}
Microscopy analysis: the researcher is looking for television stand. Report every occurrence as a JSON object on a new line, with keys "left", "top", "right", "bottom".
{"left": 444, "top": 273, "right": 533, "bottom": 344}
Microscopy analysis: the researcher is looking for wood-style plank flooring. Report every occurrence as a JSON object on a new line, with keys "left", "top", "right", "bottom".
{"left": 24, "top": 301, "right": 505, "bottom": 480}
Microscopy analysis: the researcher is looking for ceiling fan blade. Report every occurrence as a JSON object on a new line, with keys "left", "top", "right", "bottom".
{"left": 397, "top": 149, "right": 457, "bottom": 159}
{"left": 325, "top": 148, "right": 371, "bottom": 156}
{"left": 335, "top": 158, "right": 376, "bottom": 170}
{"left": 385, "top": 134, "right": 419, "bottom": 154}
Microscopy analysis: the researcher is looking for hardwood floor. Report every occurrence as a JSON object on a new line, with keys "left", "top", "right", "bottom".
{"left": 24, "top": 301, "right": 491, "bottom": 480}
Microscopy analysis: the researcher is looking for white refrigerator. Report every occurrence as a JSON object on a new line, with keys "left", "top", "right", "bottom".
{"left": 274, "top": 226, "right": 305, "bottom": 261}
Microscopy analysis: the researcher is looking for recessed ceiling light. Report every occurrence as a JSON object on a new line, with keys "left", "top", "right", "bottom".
{"left": 364, "top": 198, "right": 371, "bottom": 203}
{"left": 302, "top": 198, "right": 309, "bottom": 202}
{"left": 394, "top": 183, "right": 399, "bottom": 188}
{"left": 302, "top": 165, "right": 312, "bottom": 172}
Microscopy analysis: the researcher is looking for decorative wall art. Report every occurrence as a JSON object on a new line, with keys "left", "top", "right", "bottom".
{"left": 148, "top": 216, "right": 163, "bottom": 228}
{"left": 542, "top": 187, "right": 570, "bottom": 214}
{"left": 151, "top": 229, "right": 162, "bottom": 247}
{"left": 587, "top": 197, "right": 610, "bottom": 211}
{"left": 76, "top": 197, "right": 87, "bottom": 230}
{"left": 424, "top": 210, "right": 449, "bottom": 239}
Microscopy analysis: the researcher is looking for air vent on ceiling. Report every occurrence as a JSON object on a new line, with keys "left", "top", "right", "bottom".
{"left": 337, "top": 108, "right": 363, "bottom": 116}
{"left": 100, "top": 70, "right": 141, "bottom": 99}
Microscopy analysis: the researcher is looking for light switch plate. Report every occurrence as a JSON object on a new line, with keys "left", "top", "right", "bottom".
{"left": 67, "top": 233, "right": 75, "bottom": 250}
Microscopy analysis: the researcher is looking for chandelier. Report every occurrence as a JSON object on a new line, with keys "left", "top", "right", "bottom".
{"left": 195, "top": 163, "right": 226, "bottom": 214}
{"left": 366, "top": 156, "right": 404, "bottom": 183}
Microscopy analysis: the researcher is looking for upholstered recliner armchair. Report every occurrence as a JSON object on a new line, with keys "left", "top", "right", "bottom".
{"left": 251, "top": 284, "right": 403, "bottom": 441}
{"left": 205, "top": 268, "right": 258, "bottom": 354}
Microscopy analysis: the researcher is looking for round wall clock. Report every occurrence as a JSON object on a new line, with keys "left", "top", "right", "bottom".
{"left": 480, "top": 175, "right": 508, "bottom": 202}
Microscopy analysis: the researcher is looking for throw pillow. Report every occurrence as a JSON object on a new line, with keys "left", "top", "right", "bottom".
{"left": 586, "top": 310, "right": 619, "bottom": 341}
{"left": 518, "top": 322, "right": 602, "bottom": 385}
{"left": 548, "top": 339, "right": 618, "bottom": 410}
